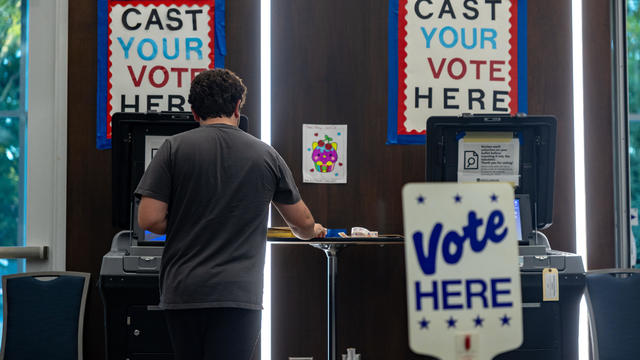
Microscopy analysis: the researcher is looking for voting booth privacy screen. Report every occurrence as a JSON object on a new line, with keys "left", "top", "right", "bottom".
{"left": 111, "top": 112, "right": 198, "bottom": 238}
{"left": 425, "top": 114, "right": 557, "bottom": 243}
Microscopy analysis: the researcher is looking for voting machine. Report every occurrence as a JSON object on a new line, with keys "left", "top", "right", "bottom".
{"left": 426, "top": 114, "right": 585, "bottom": 360}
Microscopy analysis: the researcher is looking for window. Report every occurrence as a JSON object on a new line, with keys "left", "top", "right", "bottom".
{"left": 627, "top": 0, "right": 640, "bottom": 267}
{"left": 0, "top": 0, "right": 27, "bottom": 334}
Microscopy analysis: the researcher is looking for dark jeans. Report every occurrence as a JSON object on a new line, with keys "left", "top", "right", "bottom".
{"left": 164, "top": 307, "right": 261, "bottom": 360}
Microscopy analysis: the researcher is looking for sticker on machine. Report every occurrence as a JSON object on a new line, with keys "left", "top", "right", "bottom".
{"left": 457, "top": 132, "right": 520, "bottom": 186}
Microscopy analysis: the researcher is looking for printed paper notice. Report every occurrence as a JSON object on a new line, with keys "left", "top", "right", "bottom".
{"left": 458, "top": 132, "right": 520, "bottom": 186}
{"left": 145, "top": 135, "right": 169, "bottom": 170}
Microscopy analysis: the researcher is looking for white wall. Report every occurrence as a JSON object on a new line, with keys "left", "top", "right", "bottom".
{"left": 25, "top": 0, "right": 68, "bottom": 271}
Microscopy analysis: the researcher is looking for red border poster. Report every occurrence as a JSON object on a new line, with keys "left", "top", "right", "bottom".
{"left": 388, "top": 0, "right": 527, "bottom": 144}
{"left": 97, "top": 0, "right": 225, "bottom": 149}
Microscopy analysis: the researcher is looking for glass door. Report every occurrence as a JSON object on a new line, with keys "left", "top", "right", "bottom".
{"left": 0, "top": 0, "right": 27, "bottom": 333}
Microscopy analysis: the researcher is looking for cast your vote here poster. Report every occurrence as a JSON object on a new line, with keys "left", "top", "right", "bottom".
{"left": 96, "top": 0, "right": 226, "bottom": 149}
{"left": 388, "top": 0, "right": 528, "bottom": 144}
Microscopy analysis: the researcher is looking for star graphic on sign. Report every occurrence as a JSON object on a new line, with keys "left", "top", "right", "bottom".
{"left": 490, "top": 193, "right": 498, "bottom": 202}
{"left": 446, "top": 316, "right": 457, "bottom": 329}
{"left": 500, "top": 314, "right": 511, "bottom": 326}
{"left": 419, "top": 318, "right": 430, "bottom": 329}
{"left": 417, "top": 195, "right": 425, "bottom": 204}
{"left": 473, "top": 315, "right": 484, "bottom": 327}
{"left": 454, "top": 194, "right": 462, "bottom": 203}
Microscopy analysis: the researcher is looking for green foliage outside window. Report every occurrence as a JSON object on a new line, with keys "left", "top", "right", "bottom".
{"left": 0, "top": 0, "right": 21, "bottom": 111}
{"left": 0, "top": 0, "right": 21, "bottom": 247}
{"left": 0, "top": 117, "right": 18, "bottom": 247}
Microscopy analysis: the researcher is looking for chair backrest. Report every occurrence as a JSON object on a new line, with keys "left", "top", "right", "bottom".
{"left": 0, "top": 271, "right": 90, "bottom": 360}
{"left": 585, "top": 269, "right": 640, "bottom": 360}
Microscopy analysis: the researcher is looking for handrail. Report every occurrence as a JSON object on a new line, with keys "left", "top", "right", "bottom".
{"left": 0, "top": 246, "right": 48, "bottom": 260}
{"left": 587, "top": 268, "right": 640, "bottom": 275}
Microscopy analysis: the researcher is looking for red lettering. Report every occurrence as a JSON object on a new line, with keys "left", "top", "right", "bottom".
{"left": 489, "top": 60, "right": 506, "bottom": 81}
{"left": 127, "top": 65, "right": 147, "bottom": 87}
{"left": 148, "top": 66, "right": 169, "bottom": 88}
{"left": 427, "top": 58, "right": 446, "bottom": 79}
{"left": 469, "top": 60, "right": 486, "bottom": 80}
{"left": 170, "top": 67, "right": 188, "bottom": 87}
{"left": 447, "top": 57, "right": 467, "bottom": 80}
{"left": 127, "top": 66, "right": 210, "bottom": 88}
{"left": 427, "top": 58, "right": 508, "bottom": 81}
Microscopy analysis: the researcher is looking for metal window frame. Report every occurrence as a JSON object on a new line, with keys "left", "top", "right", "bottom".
{"left": 612, "top": 0, "right": 632, "bottom": 268}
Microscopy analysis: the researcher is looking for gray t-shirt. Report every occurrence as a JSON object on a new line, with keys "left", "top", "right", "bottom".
{"left": 135, "top": 123, "right": 300, "bottom": 310}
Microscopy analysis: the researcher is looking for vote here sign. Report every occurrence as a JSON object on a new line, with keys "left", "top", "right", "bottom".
{"left": 97, "top": 0, "right": 225, "bottom": 149}
{"left": 402, "top": 183, "right": 522, "bottom": 359}
{"left": 387, "top": 0, "right": 527, "bottom": 144}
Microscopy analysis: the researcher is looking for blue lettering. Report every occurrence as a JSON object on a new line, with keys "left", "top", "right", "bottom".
{"left": 466, "top": 279, "right": 488, "bottom": 308}
{"left": 415, "top": 278, "right": 512, "bottom": 311}
{"left": 420, "top": 27, "right": 437, "bottom": 48}
{"left": 465, "top": 211, "right": 485, "bottom": 251}
{"left": 117, "top": 37, "right": 134, "bottom": 59}
{"left": 481, "top": 28, "right": 497, "bottom": 49}
{"left": 442, "top": 230, "right": 464, "bottom": 264}
{"left": 419, "top": 27, "right": 498, "bottom": 50}
{"left": 484, "top": 210, "right": 507, "bottom": 244}
{"left": 415, "top": 280, "right": 438, "bottom": 311}
{"left": 491, "top": 278, "right": 512, "bottom": 307}
{"left": 137, "top": 38, "right": 158, "bottom": 61}
{"left": 413, "top": 228, "right": 440, "bottom": 275}
{"left": 412, "top": 210, "right": 508, "bottom": 275}
{"left": 461, "top": 28, "right": 477, "bottom": 50}
{"left": 185, "top": 37, "right": 203, "bottom": 60}
{"left": 162, "top": 38, "right": 180, "bottom": 60}
{"left": 442, "top": 280, "right": 463, "bottom": 309}
{"left": 439, "top": 26, "right": 458, "bottom": 48}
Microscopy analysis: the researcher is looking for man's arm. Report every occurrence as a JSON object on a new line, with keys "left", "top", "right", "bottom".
{"left": 273, "top": 200, "right": 326, "bottom": 240}
{"left": 138, "top": 196, "right": 169, "bottom": 234}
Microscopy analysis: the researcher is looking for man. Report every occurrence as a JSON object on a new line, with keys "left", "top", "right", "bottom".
{"left": 135, "top": 68, "right": 326, "bottom": 360}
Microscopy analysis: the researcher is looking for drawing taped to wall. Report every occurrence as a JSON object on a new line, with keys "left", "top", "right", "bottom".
{"left": 302, "top": 124, "right": 347, "bottom": 184}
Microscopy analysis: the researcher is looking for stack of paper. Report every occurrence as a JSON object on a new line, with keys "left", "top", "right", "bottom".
{"left": 267, "top": 227, "right": 295, "bottom": 238}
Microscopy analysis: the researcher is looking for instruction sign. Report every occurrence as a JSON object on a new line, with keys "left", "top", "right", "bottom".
{"left": 458, "top": 132, "right": 520, "bottom": 185}
{"left": 402, "top": 182, "right": 522, "bottom": 359}
{"left": 144, "top": 135, "right": 169, "bottom": 170}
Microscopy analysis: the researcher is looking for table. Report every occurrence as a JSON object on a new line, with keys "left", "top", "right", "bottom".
{"left": 268, "top": 237, "right": 404, "bottom": 360}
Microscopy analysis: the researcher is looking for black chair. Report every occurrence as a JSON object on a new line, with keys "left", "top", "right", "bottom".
{"left": 0, "top": 271, "right": 90, "bottom": 360}
{"left": 585, "top": 268, "right": 640, "bottom": 360}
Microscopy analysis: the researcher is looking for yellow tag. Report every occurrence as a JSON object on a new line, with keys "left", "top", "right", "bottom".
{"left": 542, "top": 268, "right": 559, "bottom": 301}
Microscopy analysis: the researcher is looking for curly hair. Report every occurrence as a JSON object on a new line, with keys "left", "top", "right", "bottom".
{"left": 188, "top": 69, "right": 247, "bottom": 120}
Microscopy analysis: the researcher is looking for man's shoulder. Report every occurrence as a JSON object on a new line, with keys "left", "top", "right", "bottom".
{"left": 240, "top": 134, "right": 281, "bottom": 158}
{"left": 169, "top": 127, "right": 281, "bottom": 158}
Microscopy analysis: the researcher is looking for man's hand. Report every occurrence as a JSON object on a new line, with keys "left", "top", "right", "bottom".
{"left": 314, "top": 223, "right": 327, "bottom": 238}
{"left": 273, "top": 200, "right": 323, "bottom": 240}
